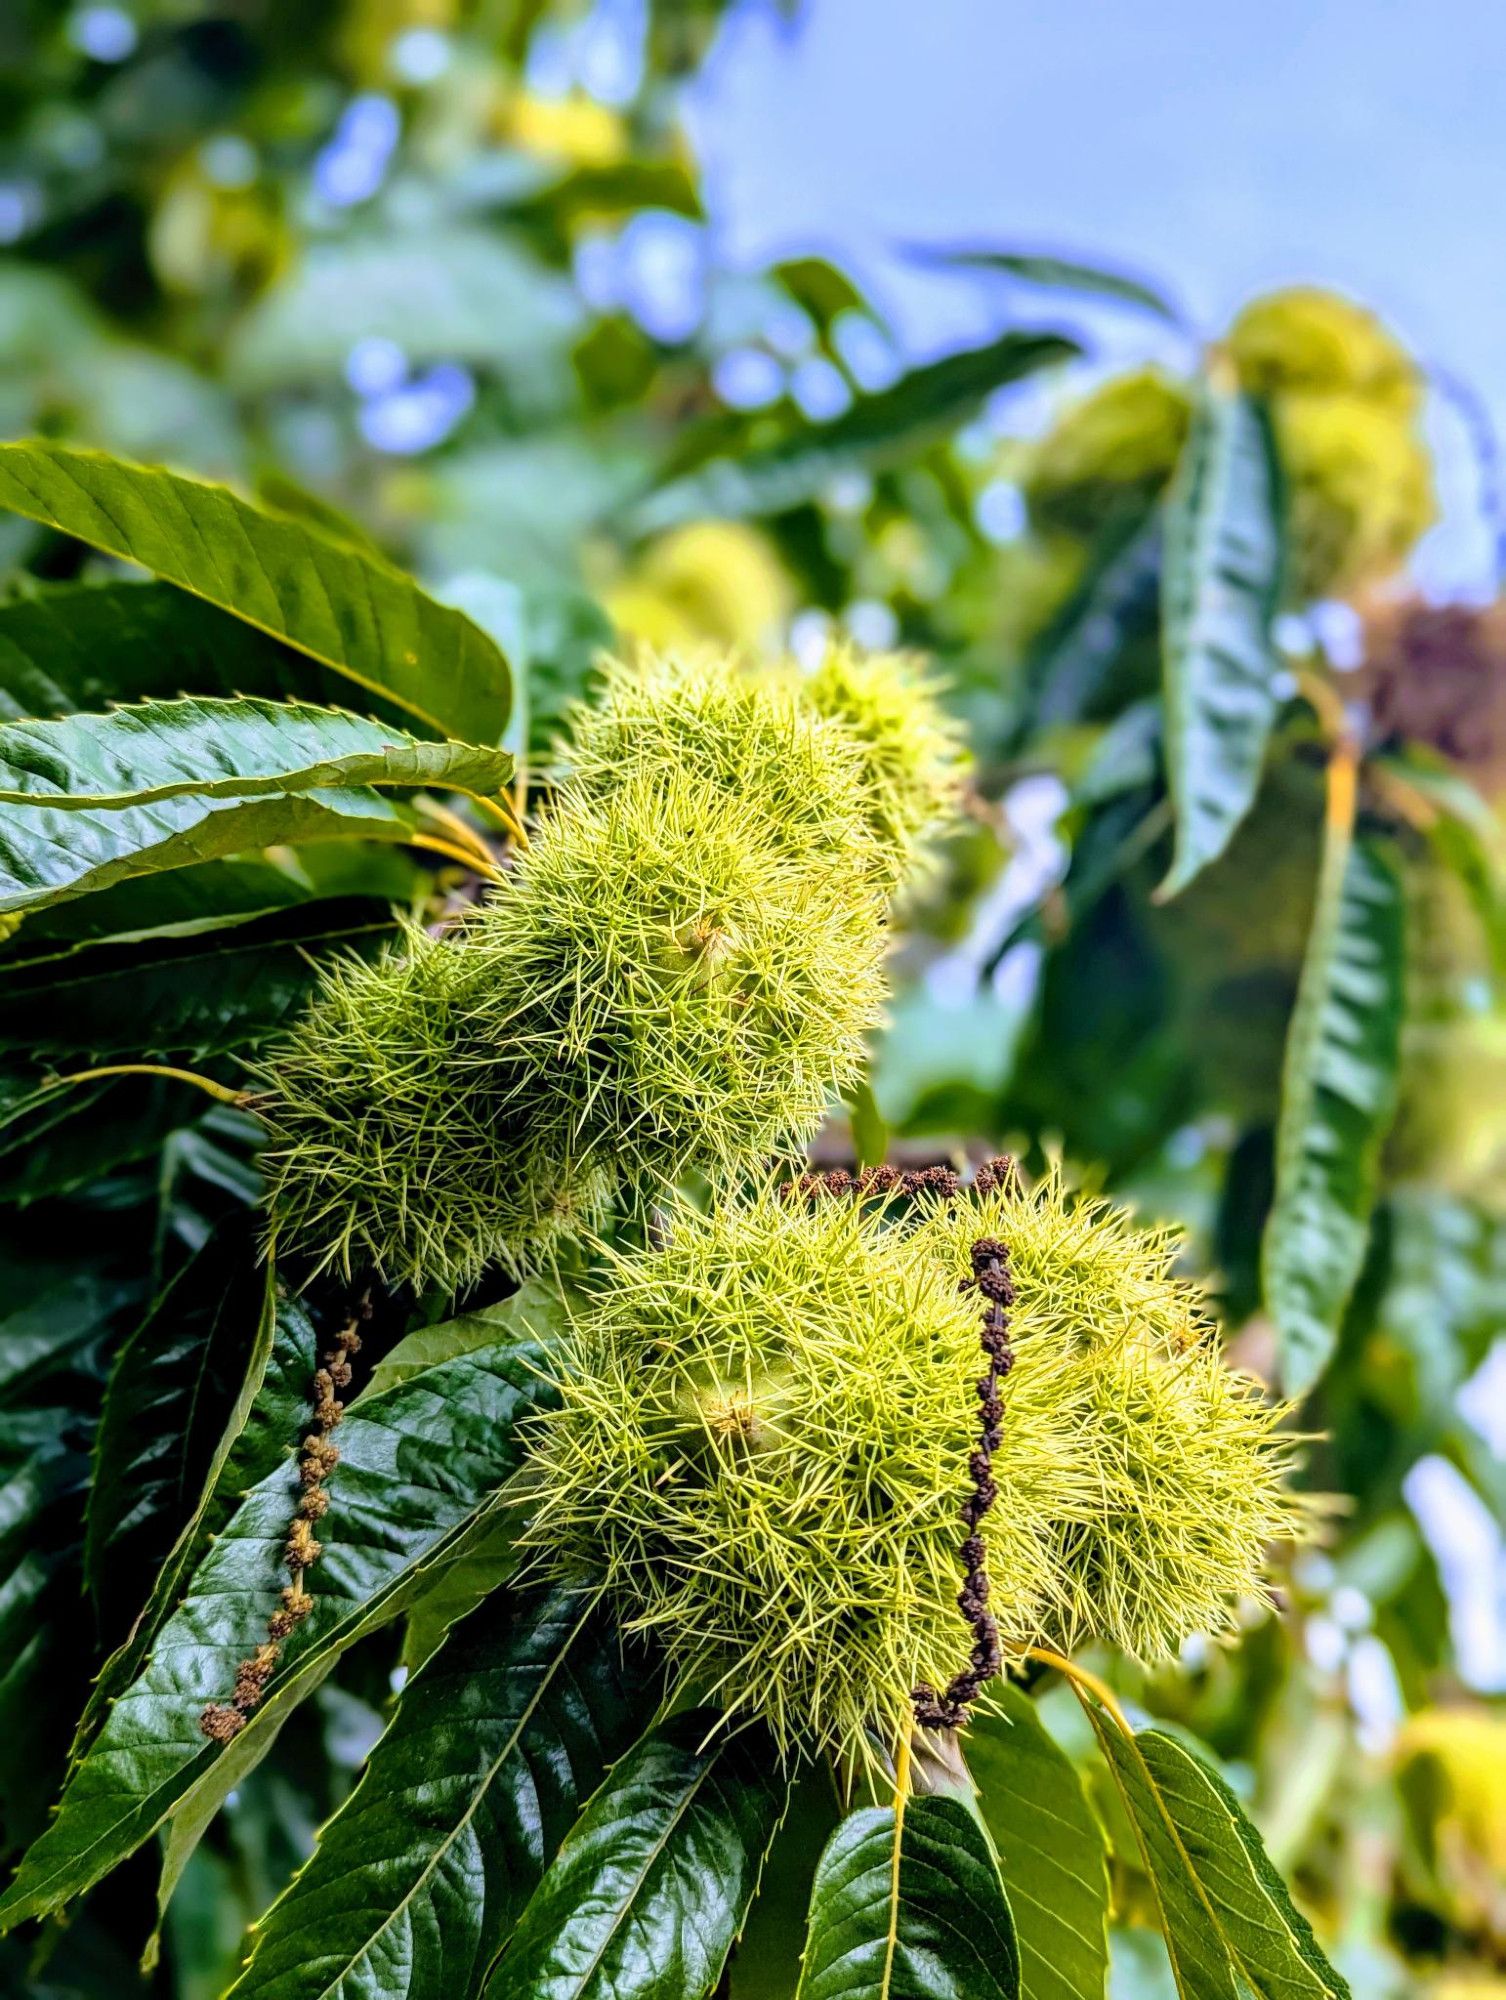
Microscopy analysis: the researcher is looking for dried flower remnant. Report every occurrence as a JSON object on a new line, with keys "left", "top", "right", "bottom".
{"left": 198, "top": 1296, "right": 368, "bottom": 1742}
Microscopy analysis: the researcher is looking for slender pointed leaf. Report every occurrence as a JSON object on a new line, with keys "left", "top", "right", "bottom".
{"left": 229, "top": 1588, "right": 659, "bottom": 2000}
{"left": 0, "top": 443, "right": 511, "bottom": 742}
{"left": 1080, "top": 1697, "right": 1348, "bottom": 2000}
{"left": 796, "top": 1796, "right": 1020, "bottom": 2000}
{"left": 967, "top": 1686, "right": 1110, "bottom": 2000}
{"left": 8, "top": 847, "right": 422, "bottom": 957}
{"left": 83, "top": 1216, "right": 270, "bottom": 1638}
{"left": 1263, "top": 796, "right": 1406, "bottom": 1393}
{"left": 1158, "top": 385, "right": 1284, "bottom": 898}
{"left": 486, "top": 1711, "right": 787, "bottom": 2000}
{"left": 899, "top": 244, "right": 1183, "bottom": 325}
{"left": 0, "top": 1336, "right": 558, "bottom": 1930}
{"left": 70, "top": 1281, "right": 319, "bottom": 1768}
{"left": 636, "top": 331, "right": 1078, "bottom": 531}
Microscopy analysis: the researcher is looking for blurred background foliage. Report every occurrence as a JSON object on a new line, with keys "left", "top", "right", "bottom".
{"left": 0, "top": 3, "right": 1501, "bottom": 1997}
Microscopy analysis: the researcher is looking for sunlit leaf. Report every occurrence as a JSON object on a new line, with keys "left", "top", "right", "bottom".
{"left": 0, "top": 443, "right": 511, "bottom": 743}
{"left": 968, "top": 1685, "right": 1110, "bottom": 2000}
{"left": 1263, "top": 773, "right": 1405, "bottom": 1394}
{"left": 1081, "top": 1695, "right": 1349, "bottom": 2000}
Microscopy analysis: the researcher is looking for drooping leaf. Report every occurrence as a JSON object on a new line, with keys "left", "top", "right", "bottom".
{"left": 486, "top": 1711, "right": 788, "bottom": 2000}
{"left": 1263, "top": 787, "right": 1406, "bottom": 1394}
{"left": 1373, "top": 746, "right": 1506, "bottom": 981}
{"left": 229, "top": 1588, "right": 660, "bottom": 2000}
{"left": 0, "top": 442, "right": 511, "bottom": 743}
{"left": 636, "top": 330, "right": 1079, "bottom": 531}
{"left": 0, "top": 696, "right": 512, "bottom": 811}
{"left": 1080, "top": 1697, "right": 1349, "bottom": 2000}
{"left": 83, "top": 1214, "right": 271, "bottom": 1641}
{"left": 1157, "top": 384, "right": 1283, "bottom": 898}
{"left": 899, "top": 243, "right": 1184, "bottom": 325}
{"left": 796, "top": 1795, "right": 1020, "bottom": 2000}
{"left": 0, "top": 1336, "right": 559, "bottom": 1930}
{"left": 0, "top": 897, "right": 398, "bottom": 1061}
{"left": 0, "top": 783, "right": 423, "bottom": 915}
{"left": 967, "top": 1686, "right": 1111, "bottom": 2000}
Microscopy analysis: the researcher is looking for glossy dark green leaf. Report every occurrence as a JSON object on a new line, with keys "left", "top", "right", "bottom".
{"left": 0, "top": 581, "right": 380, "bottom": 724}
{"left": 0, "top": 1231, "right": 143, "bottom": 1852}
{"left": 0, "top": 442, "right": 511, "bottom": 743}
{"left": 0, "top": 897, "right": 397, "bottom": 1061}
{"left": 0, "top": 697, "right": 512, "bottom": 811}
{"left": 1263, "top": 816, "right": 1406, "bottom": 1393}
{"left": 728, "top": 1770, "right": 842, "bottom": 2000}
{"left": 0, "top": 783, "right": 421, "bottom": 914}
{"left": 0, "top": 1336, "right": 558, "bottom": 1930}
{"left": 900, "top": 244, "right": 1184, "bottom": 324}
{"left": 70, "top": 1281, "right": 319, "bottom": 1768}
{"left": 967, "top": 1686, "right": 1110, "bottom": 2000}
{"left": 796, "top": 1795, "right": 1020, "bottom": 2000}
{"left": 1158, "top": 385, "right": 1284, "bottom": 898}
{"left": 229, "top": 1588, "right": 659, "bottom": 2000}
{"left": 486, "top": 1712, "right": 787, "bottom": 2000}
{"left": 1081, "top": 1700, "right": 1349, "bottom": 2000}
{"left": 637, "top": 331, "right": 1078, "bottom": 530}
{"left": 83, "top": 1215, "right": 270, "bottom": 1639}
{"left": 0, "top": 1070, "right": 204, "bottom": 1205}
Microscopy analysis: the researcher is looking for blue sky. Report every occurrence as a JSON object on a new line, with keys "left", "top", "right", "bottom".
{"left": 690, "top": 0, "right": 1506, "bottom": 595}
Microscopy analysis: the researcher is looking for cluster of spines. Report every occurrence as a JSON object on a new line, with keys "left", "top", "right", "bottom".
{"left": 198, "top": 1296, "right": 366, "bottom": 1741}
{"left": 260, "top": 646, "right": 963, "bottom": 1294}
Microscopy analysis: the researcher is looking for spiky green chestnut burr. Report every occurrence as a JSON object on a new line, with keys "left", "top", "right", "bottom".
{"left": 455, "top": 765, "right": 887, "bottom": 1191}
{"left": 255, "top": 928, "right": 616, "bottom": 1293}
{"left": 520, "top": 1185, "right": 1078, "bottom": 1762}
{"left": 910, "top": 1173, "right": 1308, "bottom": 1663}
{"left": 558, "top": 648, "right": 879, "bottom": 869}
{"left": 796, "top": 641, "right": 968, "bottom": 884}
{"left": 1226, "top": 285, "right": 1423, "bottom": 416}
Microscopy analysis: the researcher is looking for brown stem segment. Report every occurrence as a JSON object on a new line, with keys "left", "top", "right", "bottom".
{"left": 911, "top": 1233, "right": 1015, "bottom": 1730}
{"left": 198, "top": 1290, "right": 371, "bottom": 1742}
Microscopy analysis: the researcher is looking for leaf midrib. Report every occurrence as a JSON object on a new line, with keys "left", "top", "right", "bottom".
{"left": 290, "top": 1593, "right": 598, "bottom": 2000}
{"left": 1100, "top": 1714, "right": 1332, "bottom": 2000}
